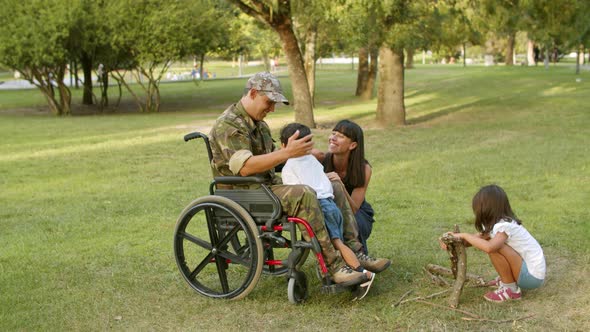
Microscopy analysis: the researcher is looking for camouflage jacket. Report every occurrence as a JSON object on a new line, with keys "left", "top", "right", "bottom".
{"left": 209, "top": 101, "right": 281, "bottom": 187}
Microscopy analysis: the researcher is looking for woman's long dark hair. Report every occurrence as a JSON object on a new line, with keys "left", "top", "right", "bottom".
{"left": 324, "top": 120, "right": 367, "bottom": 188}
{"left": 472, "top": 184, "right": 521, "bottom": 234}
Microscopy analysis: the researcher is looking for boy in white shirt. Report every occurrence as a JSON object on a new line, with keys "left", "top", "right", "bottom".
{"left": 279, "top": 123, "right": 375, "bottom": 300}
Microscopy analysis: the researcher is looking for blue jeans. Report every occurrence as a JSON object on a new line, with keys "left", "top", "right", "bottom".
{"left": 517, "top": 260, "right": 544, "bottom": 289}
{"left": 319, "top": 198, "right": 344, "bottom": 240}
{"left": 355, "top": 200, "right": 375, "bottom": 254}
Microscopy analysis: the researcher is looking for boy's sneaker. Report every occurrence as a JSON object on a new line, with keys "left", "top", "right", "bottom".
{"left": 485, "top": 276, "right": 501, "bottom": 287}
{"left": 352, "top": 272, "right": 375, "bottom": 301}
{"left": 484, "top": 286, "right": 522, "bottom": 302}
{"left": 356, "top": 252, "right": 391, "bottom": 273}
{"left": 331, "top": 265, "right": 367, "bottom": 286}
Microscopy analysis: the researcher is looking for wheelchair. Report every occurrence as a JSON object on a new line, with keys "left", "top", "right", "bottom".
{"left": 173, "top": 132, "right": 362, "bottom": 303}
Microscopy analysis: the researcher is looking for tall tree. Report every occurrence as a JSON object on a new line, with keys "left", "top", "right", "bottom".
{"left": 108, "top": 0, "right": 207, "bottom": 112}
{"left": 375, "top": 0, "right": 438, "bottom": 126}
{"left": 431, "top": 1, "right": 482, "bottom": 67}
{"left": 185, "top": 1, "right": 234, "bottom": 80}
{"left": 477, "top": 0, "right": 526, "bottom": 66}
{"left": 292, "top": 0, "right": 335, "bottom": 105}
{"left": 0, "top": 0, "right": 75, "bottom": 115}
{"left": 229, "top": 0, "right": 315, "bottom": 128}
{"left": 523, "top": 0, "right": 590, "bottom": 73}
{"left": 342, "top": 0, "right": 381, "bottom": 99}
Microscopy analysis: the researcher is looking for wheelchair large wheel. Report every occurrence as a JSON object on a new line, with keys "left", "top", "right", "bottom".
{"left": 174, "top": 196, "right": 263, "bottom": 300}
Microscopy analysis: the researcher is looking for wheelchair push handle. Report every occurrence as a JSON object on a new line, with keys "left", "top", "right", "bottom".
{"left": 184, "top": 131, "right": 214, "bottom": 163}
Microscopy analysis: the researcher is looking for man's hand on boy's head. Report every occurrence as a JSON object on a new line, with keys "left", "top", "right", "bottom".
{"left": 285, "top": 130, "right": 314, "bottom": 157}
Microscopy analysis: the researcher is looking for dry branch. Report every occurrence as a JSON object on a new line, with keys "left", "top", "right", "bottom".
{"left": 392, "top": 290, "right": 413, "bottom": 307}
{"left": 393, "top": 289, "right": 451, "bottom": 307}
{"left": 440, "top": 225, "right": 467, "bottom": 308}
{"left": 425, "top": 264, "right": 485, "bottom": 286}
{"left": 423, "top": 267, "right": 451, "bottom": 287}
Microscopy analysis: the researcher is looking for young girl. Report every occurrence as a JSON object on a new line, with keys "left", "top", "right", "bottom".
{"left": 449, "top": 184, "right": 546, "bottom": 302}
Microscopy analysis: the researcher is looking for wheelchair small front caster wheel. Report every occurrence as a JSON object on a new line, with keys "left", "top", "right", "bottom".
{"left": 287, "top": 271, "right": 308, "bottom": 304}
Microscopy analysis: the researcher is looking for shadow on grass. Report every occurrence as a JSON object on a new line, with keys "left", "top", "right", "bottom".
{"left": 407, "top": 98, "right": 495, "bottom": 125}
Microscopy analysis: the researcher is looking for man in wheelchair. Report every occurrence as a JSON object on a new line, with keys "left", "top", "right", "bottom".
{"left": 208, "top": 72, "right": 391, "bottom": 286}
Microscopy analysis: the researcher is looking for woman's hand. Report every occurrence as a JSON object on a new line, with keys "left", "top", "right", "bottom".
{"left": 325, "top": 171, "right": 342, "bottom": 182}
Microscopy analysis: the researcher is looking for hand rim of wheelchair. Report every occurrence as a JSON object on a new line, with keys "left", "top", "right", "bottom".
{"left": 174, "top": 195, "right": 264, "bottom": 300}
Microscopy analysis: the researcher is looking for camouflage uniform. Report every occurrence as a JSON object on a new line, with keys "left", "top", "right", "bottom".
{"left": 209, "top": 101, "right": 347, "bottom": 272}
{"left": 331, "top": 181, "right": 363, "bottom": 253}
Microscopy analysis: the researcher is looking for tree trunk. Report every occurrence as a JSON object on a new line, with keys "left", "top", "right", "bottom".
{"left": 262, "top": 53, "right": 270, "bottom": 72}
{"left": 505, "top": 32, "right": 515, "bottom": 66}
{"left": 463, "top": 43, "right": 467, "bottom": 67}
{"left": 303, "top": 26, "right": 317, "bottom": 107}
{"left": 238, "top": 54, "right": 243, "bottom": 77}
{"left": 527, "top": 40, "right": 535, "bottom": 66}
{"left": 366, "top": 47, "right": 378, "bottom": 99}
{"left": 376, "top": 45, "right": 405, "bottom": 126}
{"left": 101, "top": 71, "right": 109, "bottom": 108}
{"left": 405, "top": 48, "right": 415, "bottom": 69}
{"left": 73, "top": 60, "right": 79, "bottom": 89}
{"left": 576, "top": 45, "right": 584, "bottom": 75}
{"left": 28, "top": 66, "right": 71, "bottom": 115}
{"left": 356, "top": 46, "right": 369, "bottom": 97}
{"left": 80, "top": 53, "right": 94, "bottom": 105}
{"left": 55, "top": 66, "right": 71, "bottom": 115}
{"left": 276, "top": 24, "right": 315, "bottom": 128}
{"left": 544, "top": 47, "right": 550, "bottom": 69}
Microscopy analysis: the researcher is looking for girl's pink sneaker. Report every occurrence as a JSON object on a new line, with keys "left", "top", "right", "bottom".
{"left": 484, "top": 286, "right": 522, "bottom": 302}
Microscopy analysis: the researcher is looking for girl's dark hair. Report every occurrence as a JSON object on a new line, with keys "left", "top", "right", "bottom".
{"left": 325, "top": 120, "right": 367, "bottom": 188}
{"left": 280, "top": 122, "right": 311, "bottom": 145}
{"left": 472, "top": 184, "right": 521, "bottom": 234}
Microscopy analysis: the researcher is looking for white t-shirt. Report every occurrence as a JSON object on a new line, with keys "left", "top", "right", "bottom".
{"left": 491, "top": 219, "right": 546, "bottom": 280}
{"left": 281, "top": 155, "right": 333, "bottom": 199}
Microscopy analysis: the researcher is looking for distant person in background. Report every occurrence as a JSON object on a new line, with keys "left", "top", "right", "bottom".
{"left": 270, "top": 58, "right": 276, "bottom": 72}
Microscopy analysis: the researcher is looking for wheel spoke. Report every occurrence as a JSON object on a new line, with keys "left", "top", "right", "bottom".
{"left": 216, "top": 250, "right": 251, "bottom": 266}
{"left": 189, "top": 251, "right": 215, "bottom": 280}
{"left": 179, "top": 231, "right": 213, "bottom": 250}
{"left": 215, "top": 223, "right": 242, "bottom": 249}
{"left": 215, "top": 253, "right": 230, "bottom": 293}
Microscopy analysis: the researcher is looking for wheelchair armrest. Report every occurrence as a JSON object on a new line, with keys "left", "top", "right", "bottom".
{"left": 214, "top": 176, "right": 267, "bottom": 185}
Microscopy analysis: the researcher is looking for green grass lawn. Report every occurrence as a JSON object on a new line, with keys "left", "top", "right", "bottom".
{"left": 1, "top": 65, "right": 589, "bottom": 330}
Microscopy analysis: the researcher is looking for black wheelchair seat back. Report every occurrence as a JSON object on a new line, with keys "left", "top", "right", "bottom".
{"left": 215, "top": 188, "right": 285, "bottom": 225}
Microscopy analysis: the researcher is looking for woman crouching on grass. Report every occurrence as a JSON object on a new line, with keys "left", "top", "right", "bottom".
{"left": 442, "top": 184, "right": 546, "bottom": 302}
{"left": 313, "top": 120, "right": 376, "bottom": 255}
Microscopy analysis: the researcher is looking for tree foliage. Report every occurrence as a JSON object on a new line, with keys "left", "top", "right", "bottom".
{"left": 229, "top": 0, "right": 316, "bottom": 128}
{"left": 0, "top": 0, "right": 77, "bottom": 115}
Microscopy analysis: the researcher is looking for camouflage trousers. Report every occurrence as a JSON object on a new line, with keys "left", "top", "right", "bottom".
{"left": 271, "top": 181, "right": 363, "bottom": 273}
{"left": 330, "top": 180, "right": 363, "bottom": 253}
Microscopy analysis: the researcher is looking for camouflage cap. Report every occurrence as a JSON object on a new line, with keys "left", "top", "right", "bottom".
{"left": 245, "top": 72, "right": 289, "bottom": 105}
